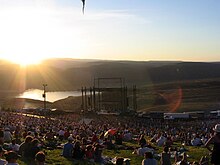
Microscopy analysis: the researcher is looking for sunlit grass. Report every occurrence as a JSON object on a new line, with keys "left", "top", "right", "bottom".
{"left": 16, "top": 141, "right": 210, "bottom": 165}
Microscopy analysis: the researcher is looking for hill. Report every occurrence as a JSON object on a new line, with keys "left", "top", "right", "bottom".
{"left": 1, "top": 59, "right": 220, "bottom": 91}
{"left": 1, "top": 59, "right": 220, "bottom": 112}
{"left": 2, "top": 78, "right": 220, "bottom": 113}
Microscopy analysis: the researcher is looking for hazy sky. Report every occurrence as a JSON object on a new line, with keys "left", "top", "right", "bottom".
{"left": 0, "top": 0, "right": 219, "bottom": 65}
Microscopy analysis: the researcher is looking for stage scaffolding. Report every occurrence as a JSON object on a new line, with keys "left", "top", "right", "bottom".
{"left": 81, "top": 78, "right": 137, "bottom": 113}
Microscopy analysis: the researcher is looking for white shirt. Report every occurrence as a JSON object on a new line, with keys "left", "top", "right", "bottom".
{"left": 191, "top": 137, "right": 202, "bottom": 146}
{"left": 8, "top": 144, "right": 20, "bottom": 152}
{"left": 157, "top": 136, "right": 166, "bottom": 147}
{"left": 3, "top": 131, "right": 12, "bottom": 142}
{"left": 137, "top": 147, "right": 154, "bottom": 156}
{"left": 58, "top": 130, "right": 65, "bottom": 136}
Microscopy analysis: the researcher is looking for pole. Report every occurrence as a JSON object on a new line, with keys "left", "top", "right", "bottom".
{"left": 42, "top": 84, "right": 47, "bottom": 112}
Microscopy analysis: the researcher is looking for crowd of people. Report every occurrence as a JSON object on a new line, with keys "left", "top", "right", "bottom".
{"left": 0, "top": 110, "right": 220, "bottom": 165}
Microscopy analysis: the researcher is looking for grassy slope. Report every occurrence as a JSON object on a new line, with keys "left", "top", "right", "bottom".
{"left": 138, "top": 79, "right": 220, "bottom": 112}
{"left": 17, "top": 141, "right": 210, "bottom": 165}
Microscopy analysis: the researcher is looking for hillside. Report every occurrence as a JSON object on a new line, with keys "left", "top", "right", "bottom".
{"left": 2, "top": 78, "right": 220, "bottom": 113}
{"left": 137, "top": 79, "right": 220, "bottom": 113}
{"left": 1, "top": 59, "right": 220, "bottom": 113}
{"left": 1, "top": 59, "right": 220, "bottom": 92}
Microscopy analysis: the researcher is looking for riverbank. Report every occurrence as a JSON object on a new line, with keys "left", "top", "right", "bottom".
{"left": 1, "top": 78, "right": 220, "bottom": 113}
{"left": 0, "top": 96, "right": 82, "bottom": 113}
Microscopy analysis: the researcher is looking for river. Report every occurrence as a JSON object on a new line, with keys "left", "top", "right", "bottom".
{"left": 17, "top": 89, "right": 81, "bottom": 102}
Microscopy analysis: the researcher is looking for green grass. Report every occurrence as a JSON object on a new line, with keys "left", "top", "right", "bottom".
{"left": 137, "top": 79, "right": 220, "bottom": 112}
{"left": 16, "top": 141, "right": 210, "bottom": 165}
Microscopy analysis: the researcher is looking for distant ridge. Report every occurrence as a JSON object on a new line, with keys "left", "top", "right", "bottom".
{"left": 0, "top": 58, "right": 220, "bottom": 91}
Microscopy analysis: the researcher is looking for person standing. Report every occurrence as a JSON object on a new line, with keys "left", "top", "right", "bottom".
{"left": 205, "top": 124, "right": 220, "bottom": 165}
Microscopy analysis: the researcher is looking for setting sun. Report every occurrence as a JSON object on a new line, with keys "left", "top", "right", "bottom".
{"left": 6, "top": 55, "right": 43, "bottom": 66}
{"left": 0, "top": 5, "right": 86, "bottom": 65}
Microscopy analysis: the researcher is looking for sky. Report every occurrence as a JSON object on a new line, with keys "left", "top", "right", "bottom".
{"left": 0, "top": 0, "right": 219, "bottom": 65}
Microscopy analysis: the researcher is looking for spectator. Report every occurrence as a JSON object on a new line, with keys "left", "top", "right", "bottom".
{"left": 5, "top": 151, "right": 19, "bottom": 165}
{"left": 35, "top": 151, "right": 46, "bottom": 165}
{"left": 4, "top": 128, "right": 12, "bottom": 143}
{"left": 205, "top": 124, "right": 220, "bottom": 165}
{"left": 93, "top": 144, "right": 103, "bottom": 163}
{"left": 0, "top": 127, "right": 4, "bottom": 145}
{"left": 62, "top": 136, "right": 74, "bottom": 158}
{"left": 139, "top": 134, "right": 147, "bottom": 147}
{"left": 123, "top": 130, "right": 132, "bottom": 142}
{"left": 0, "top": 146, "right": 6, "bottom": 165}
{"left": 8, "top": 139, "right": 20, "bottom": 153}
{"left": 58, "top": 128, "right": 65, "bottom": 141}
{"left": 72, "top": 141, "right": 84, "bottom": 160}
{"left": 191, "top": 134, "right": 202, "bottom": 146}
{"left": 85, "top": 145, "right": 93, "bottom": 160}
{"left": 142, "top": 152, "right": 157, "bottom": 165}
{"left": 160, "top": 146, "right": 171, "bottom": 165}
{"left": 199, "top": 156, "right": 209, "bottom": 165}
{"left": 115, "top": 133, "right": 123, "bottom": 145}
{"left": 156, "top": 134, "right": 166, "bottom": 147}
{"left": 137, "top": 144, "right": 154, "bottom": 157}
{"left": 45, "top": 129, "right": 54, "bottom": 141}
{"left": 116, "top": 157, "right": 124, "bottom": 165}
{"left": 19, "top": 135, "right": 33, "bottom": 158}
{"left": 175, "top": 152, "right": 189, "bottom": 165}
{"left": 29, "top": 139, "right": 41, "bottom": 159}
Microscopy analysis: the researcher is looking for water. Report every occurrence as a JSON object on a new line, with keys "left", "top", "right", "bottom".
{"left": 17, "top": 89, "right": 81, "bottom": 102}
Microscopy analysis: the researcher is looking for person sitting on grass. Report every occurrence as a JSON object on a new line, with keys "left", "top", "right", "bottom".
{"left": 0, "top": 127, "right": 4, "bottom": 145}
{"left": 160, "top": 146, "right": 171, "bottom": 165}
{"left": 175, "top": 152, "right": 189, "bottom": 165}
{"left": 116, "top": 157, "right": 124, "bottom": 165}
{"left": 85, "top": 145, "right": 93, "bottom": 161}
{"left": 19, "top": 135, "right": 33, "bottom": 158}
{"left": 35, "top": 151, "right": 46, "bottom": 165}
{"left": 5, "top": 151, "right": 19, "bottom": 165}
{"left": 139, "top": 134, "right": 147, "bottom": 147}
{"left": 62, "top": 136, "right": 74, "bottom": 158}
{"left": 205, "top": 124, "right": 220, "bottom": 165}
{"left": 156, "top": 133, "right": 166, "bottom": 147}
{"left": 191, "top": 134, "right": 202, "bottom": 146}
{"left": 115, "top": 132, "right": 123, "bottom": 145}
{"left": 199, "top": 156, "right": 209, "bottom": 165}
{"left": 93, "top": 144, "right": 103, "bottom": 163}
{"left": 8, "top": 139, "right": 20, "bottom": 153}
{"left": 4, "top": 128, "right": 12, "bottom": 144}
{"left": 123, "top": 130, "right": 132, "bottom": 142}
{"left": 142, "top": 151, "right": 157, "bottom": 165}
{"left": 29, "top": 139, "right": 41, "bottom": 160}
{"left": 0, "top": 146, "right": 7, "bottom": 165}
{"left": 137, "top": 144, "right": 154, "bottom": 157}
{"left": 72, "top": 141, "right": 84, "bottom": 160}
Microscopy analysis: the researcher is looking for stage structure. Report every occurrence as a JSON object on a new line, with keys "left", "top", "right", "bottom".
{"left": 81, "top": 78, "right": 137, "bottom": 114}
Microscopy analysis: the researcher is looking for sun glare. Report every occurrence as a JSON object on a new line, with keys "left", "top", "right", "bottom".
{"left": 8, "top": 56, "right": 42, "bottom": 66}
{"left": 5, "top": 56, "right": 43, "bottom": 66}
{"left": 0, "top": 6, "right": 86, "bottom": 66}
